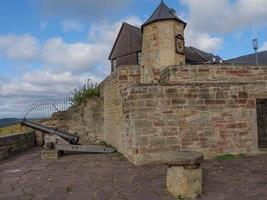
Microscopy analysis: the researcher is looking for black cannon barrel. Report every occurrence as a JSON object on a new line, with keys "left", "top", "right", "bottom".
{"left": 21, "top": 120, "right": 79, "bottom": 145}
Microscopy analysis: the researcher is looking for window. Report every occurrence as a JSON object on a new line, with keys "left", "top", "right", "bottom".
{"left": 137, "top": 52, "right": 142, "bottom": 65}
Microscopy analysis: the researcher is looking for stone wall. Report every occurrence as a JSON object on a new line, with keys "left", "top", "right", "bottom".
{"left": 41, "top": 64, "right": 267, "bottom": 165}
{"left": 118, "top": 65, "right": 267, "bottom": 164}
{"left": 161, "top": 65, "right": 267, "bottom": 83}
{"left": 102, "top": 65, "right": 141, "bottom": 156}
{"left": 0, "top": 131, "right": 35, "bottom": 160}
{"left": 122, "top": 82, "right": 266, "bottom": 164}
{"left": 45, "top": 97, "right": 104, "bottom": 144}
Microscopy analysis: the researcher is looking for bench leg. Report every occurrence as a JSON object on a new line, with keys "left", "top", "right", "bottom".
{"left": 166, "top": 166, "right": 202, "bottom": 199}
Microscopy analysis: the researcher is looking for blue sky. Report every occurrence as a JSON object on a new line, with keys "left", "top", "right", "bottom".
{"left": 0, "top": 0, "right": 267, "bottom": 118}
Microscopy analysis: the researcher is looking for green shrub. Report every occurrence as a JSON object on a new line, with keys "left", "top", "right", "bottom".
{"left": 71, "top": 79, "right": 100, "bottom": 107}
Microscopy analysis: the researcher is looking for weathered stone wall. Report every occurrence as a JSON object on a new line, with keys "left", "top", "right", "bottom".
{"left": 116, "top": 65, "right": 267, "bottom": 164}
{"left": 44, "top": 97, "right": 104, "bottom": 144}
{"left": 141, "top": 21, "right": 185, "bottom": 83}
{"left": 41, "top": 64, "right": 267, "bottom": 165}
{"left": 0, "top": 131, "right": 35, "bottom": 160}
{"left": 102, "top": 65, "right": 141, "bottom": 156}
{"left": 122, "top": 81, "right": 265, "bottom": 164}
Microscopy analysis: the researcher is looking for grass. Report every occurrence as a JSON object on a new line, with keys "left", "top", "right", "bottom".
{"left": 0, "top": 124, "right": 31, "bottom": 137}
{"left": 71, "top": 79, "right": 100, "bottom": 107}
{"left": 216, "top": 153, "right": 245, "bottom": 161}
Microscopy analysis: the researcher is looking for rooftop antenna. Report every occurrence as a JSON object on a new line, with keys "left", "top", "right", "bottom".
{"left": 253, "top": 39, "right": 259, "bottom": 65}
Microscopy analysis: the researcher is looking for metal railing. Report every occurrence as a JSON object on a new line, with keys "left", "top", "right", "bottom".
{"left": 22, "top": 97, "right": 72, "bottom": 121}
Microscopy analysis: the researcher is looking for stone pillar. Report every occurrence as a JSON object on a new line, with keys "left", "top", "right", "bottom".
{"left": 163, "top": 151, "right": 203, "bottom": 199}
{"left": 166, "top": 165, "right": 202, "bottom": 199}
{"left": 35, "top": 130, "right": 44, "bottom": 146}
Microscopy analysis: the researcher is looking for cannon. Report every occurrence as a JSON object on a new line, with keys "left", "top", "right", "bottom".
{"left": 21, "top": 120, "right": 115, "bottom": 154}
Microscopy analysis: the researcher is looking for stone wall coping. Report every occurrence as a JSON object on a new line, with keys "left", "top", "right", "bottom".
{"left": 162, "top": 151, "right": 204, "bottom": 166}
{"left": 100, "top": 65, "right": 141, "bottom": 87}
{"left": 121, "top": 81, "right": 266, "bottom": 92}
{"left": 163, "top": 64, "right": 267, "bottom": 71}
{"left": 159, "top": 81, "right": 266, "bottom": 87}
{"left": 0, "top": 131, "right": 34, "bottom": 139}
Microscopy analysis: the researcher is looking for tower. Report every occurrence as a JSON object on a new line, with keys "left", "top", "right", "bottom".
{"left": 141, "top": 1, "right": 187, "bottom": 83}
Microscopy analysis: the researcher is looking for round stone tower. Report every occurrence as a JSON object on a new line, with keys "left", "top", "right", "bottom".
{"left": 141, "top": 1, "right": 187, "bottom": 83}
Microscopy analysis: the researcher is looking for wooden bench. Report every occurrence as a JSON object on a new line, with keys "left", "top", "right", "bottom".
{"left": 163, "top": 151, "right": 204, "bottom": 199}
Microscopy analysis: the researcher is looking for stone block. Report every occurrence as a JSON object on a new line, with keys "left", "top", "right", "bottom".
{"left": 135, "top": 120, "right": 152, "bottom": 128}
{"left": 119, "top": 75, "right": 128, "bottom": 81}
{"left": 0, "top": 132, "right": 34, "bottom": 161}
{"left": 166, "top": 166, "right": 202, "bottom": 199}
{"left": 239, "top": 91, "right": 248, "bottom": 99}
{"left": 41, "top": 150, "right": 59, "bottom": 160}
{"left": 35, "top": 131, "right": 44, "bottom": 146}
{"left": 136, "top": 136, "right": 149, "bottom": 146}
{"left": 146, "top": 99, "right": 158, "bottom": 107}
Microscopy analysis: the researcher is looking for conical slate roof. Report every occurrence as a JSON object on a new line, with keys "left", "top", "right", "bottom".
{"left": 141, "top": 1, "right": 186, "bottom": 31}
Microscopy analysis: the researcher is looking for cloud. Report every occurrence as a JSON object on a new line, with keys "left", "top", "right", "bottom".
{"left": 42, "top": 37, "right": 109, "bottom": 74}
{"left": 0, "top": 75, "right": 8, "bottom": 84}
{"left": 180, "top": 0, "right": 267, "bottom": 52}
{"left": 0, "top": 70, "right": 87, "bottom": 97}
{"left": 0, "top": 69, "right": 94, "bottom": 117}
{"left": 0, "top": 34, "right": 39, "bottom": 60}
{"left": 0, "top": 70, "right": 88, "bottom": 118}
{"left": 89, "top": 16, "right": 142, "bottom": 44}
{"left": 0, "top": 16, "right": 142, "bottom": 75}
{"left": 0, "top": 16, "right": 143, "bottom": 118}
{"left": 41, "top": 0, "right": 132, "bottom": 21}
{"left": 182, "top": 0, "right": 267, "bottom": 34}
{"left": 185, "top": 27, "right": 224, "bottom": 52}
{"left": 42, "top": 16, "right": 142, "bottom": 74}
{"left": 61, "top": 19, "right": 84, "bottom": 32}
{"left": 259, "top": 42, "right": 267, "bottom": 51}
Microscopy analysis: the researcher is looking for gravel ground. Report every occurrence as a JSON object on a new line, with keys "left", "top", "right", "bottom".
{"left": 0, "top": 147, "right": 266, "bottom": 200}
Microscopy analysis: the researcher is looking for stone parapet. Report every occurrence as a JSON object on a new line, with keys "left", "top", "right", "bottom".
{"left": 0, "top": 131, "right": 35, "bottom": 160}
{"left": 161, "top": 65, "right": 267, "bottom": 83}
